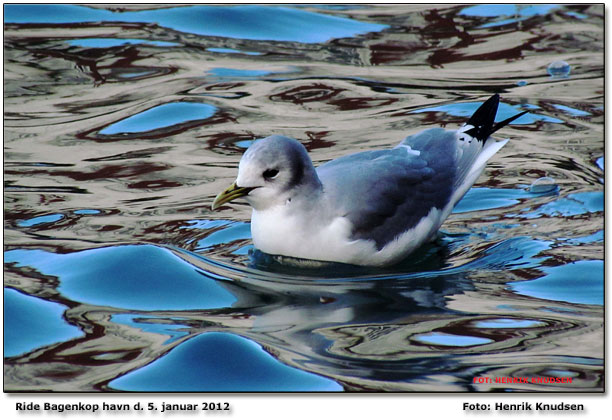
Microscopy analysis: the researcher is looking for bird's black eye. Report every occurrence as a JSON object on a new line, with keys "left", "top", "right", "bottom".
{"left": 263, "top": 168, "right": 279, "bottom": 179}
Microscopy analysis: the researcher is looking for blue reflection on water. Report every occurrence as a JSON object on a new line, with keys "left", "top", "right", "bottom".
{"left": 17, "top": 213, "right": 64, "bottom": 227}
{"left": 3, "top": 245, "right": 237, "bottom": 311}
{"left": 473, "top": 318, "right": 544, "bottom": 328}
{"left": 109, "top": 332, "right": 342, "bottom": 391}
{"left": 461, "top": 236, "right": 550, "bottom": 272}
{"left": 460, "top": 4, "right": 559, "bottom": 17}
{"left": 73, "top": 209, "right": 101, "bottom": 215}
{"left": 180, "top": 219, "right": 229, "bottom": 230}
{"left": 561, "top": 230, "right": 603, "bottom": 246}
{"left": 459, "top": 4, "right": 560, "bottom": 28}
{"left": 4, "top": 288, "right": 83, "bottom": 357}
{"left": 188, "top": 220, "right": 251, "bottom": 252}
{"left": 118, "top": 71, "right": 158, "bottom": 79}
{"left": 206, "top": 67, "right": 298, "bottom": 81}
{"left": 478, "top": 18, "right": 521, "bottom": 27}
{"left": 453, "top": 187, "right": 539, "bottom": 214}
{"left": 67, "top": 38, "right": 180, "bottom": 48}
{"left": 552, "top": 103, "right": 591, "bottom": 117}
{"left": 4, "top": 4, "right": 388, "bottom": 44}
{"left": 565, "top": 11, "right": 588, "bottom": 19}
{"left": 411, "top": 101, "right": 563, "bottom": 124}
{"left": 456, "top": 188, "right": 604, "bottom": 221}
{"left": 235, "top": 139, "right": 257, "bottom": 149}
{"left": 510, "top": 260, "right": 603, "bottom": 305}
{"left": 99, "top": 102, "right": 217, "bottom": 135}
{"left": 206, "top": 47, "right": 263, "bottom": 56}
{"left": 207, "top": 67, "right": 276, "bottom": 79}
{"left": 454, "top": 183, "right": 560, "bottom": 215}
{"left": 521, "top": 191, "right": 603, "bottom": 219}
{"left": 413, "top": 332, "right": 492, "bottom": 347}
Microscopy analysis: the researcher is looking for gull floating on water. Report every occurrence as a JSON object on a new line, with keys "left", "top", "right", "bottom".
{"left": 212, "top": 94, "right": 527, "bottom": 266}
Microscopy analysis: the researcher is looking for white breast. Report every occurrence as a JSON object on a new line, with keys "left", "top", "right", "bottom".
{"left": 251, "top": 205, "right": 364, "bottom": 263}
{"left": 250, "top": 203, "right": 445, "bottom": 267}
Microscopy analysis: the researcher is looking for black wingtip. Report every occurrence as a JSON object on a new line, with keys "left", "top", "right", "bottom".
{"left": 464, "top": 94, "right": 499, "bottom": 142}
{"left": 491, "top": 110, "right": 528, "bottom": 134}
{"left": 464, "top": 94, "right": 527, "bottom": 143}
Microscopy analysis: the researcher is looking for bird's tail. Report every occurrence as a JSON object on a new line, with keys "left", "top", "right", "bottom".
{"left": 464, "top": 94, "right": 528, "bottom": 143}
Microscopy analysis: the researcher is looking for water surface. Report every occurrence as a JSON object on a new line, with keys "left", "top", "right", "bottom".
{"left": 4, "top": 4, "right": 603, "bottom": 392}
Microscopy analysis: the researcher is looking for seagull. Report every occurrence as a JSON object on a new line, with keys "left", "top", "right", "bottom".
{"left": 212, "top": 94, "right": 527, "bottom": 266}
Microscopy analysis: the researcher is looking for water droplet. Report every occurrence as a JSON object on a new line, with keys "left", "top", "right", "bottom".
{"left": 547, "top": 60, "right": 571, "bottom": 78}
{"left": 529, "top": 177, "right": 558, "bottom": 195}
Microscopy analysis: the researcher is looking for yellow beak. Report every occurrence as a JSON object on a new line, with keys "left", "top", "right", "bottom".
{"left": 211, "top": 182, "right": 254, "bottom": 210}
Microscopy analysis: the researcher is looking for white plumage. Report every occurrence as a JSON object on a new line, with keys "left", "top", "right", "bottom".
{"left": 213, "top": 94, "right": 526, "bottom": 266}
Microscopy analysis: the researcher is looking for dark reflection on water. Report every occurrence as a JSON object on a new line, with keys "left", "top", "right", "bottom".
{"left": 4, "top": 4, "right": 603, "bottom": 392}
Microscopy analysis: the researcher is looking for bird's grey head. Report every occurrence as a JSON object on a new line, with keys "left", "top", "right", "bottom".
{"left": 233, "top": 135, "right": 321, "bottom": 210}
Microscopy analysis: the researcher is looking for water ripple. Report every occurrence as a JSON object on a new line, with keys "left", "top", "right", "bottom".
{"left": 3, "top": 3, "right": 603, "bottom": 392}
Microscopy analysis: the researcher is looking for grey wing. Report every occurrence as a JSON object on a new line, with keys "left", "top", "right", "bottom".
{"left": 400, "top": 127, "right": 481, "bottom": 192}
{"left": 316, "top": 132, "right": 457, "bottom": 250}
